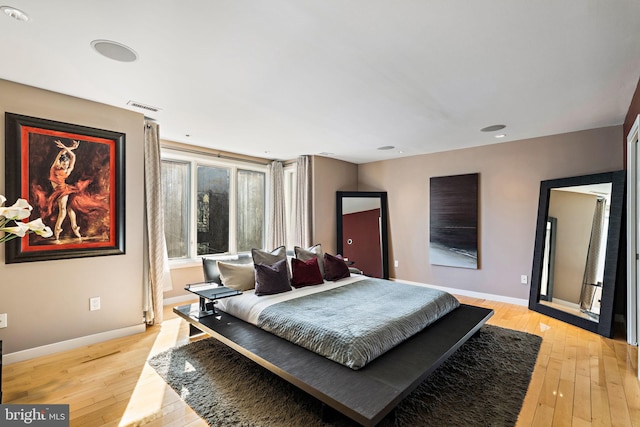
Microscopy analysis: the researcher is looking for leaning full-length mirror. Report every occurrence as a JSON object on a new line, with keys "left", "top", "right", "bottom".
{"left": 529, "top": 171, "right": 625, "bottom": 337}
{"left": 336, "top": 191, "right": 389, "bottom": 279}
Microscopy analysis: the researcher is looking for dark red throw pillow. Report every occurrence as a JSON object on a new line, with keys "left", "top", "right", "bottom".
{"left": 291, "top": 257, "right": 324, "bottom": 288}
{"left": 323, "top": 253, "right": 351, "bottom": 281}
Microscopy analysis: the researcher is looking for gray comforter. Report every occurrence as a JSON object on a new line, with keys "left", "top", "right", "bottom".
{"left": 256, "top": 278, "right": 460, "bottom": 369}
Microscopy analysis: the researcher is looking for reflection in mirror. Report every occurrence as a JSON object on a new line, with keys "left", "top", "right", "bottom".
{"left": 336, "top": 191, "right": 389, "bottom": 279}
{"left": 538, "top": 183, "right": 611, "bottom": 322}
{"left": 529, "top": 171, "right": 625, "bottom": 338}
{"left": 540, "top": 217, "right": 557, "bottom": 302}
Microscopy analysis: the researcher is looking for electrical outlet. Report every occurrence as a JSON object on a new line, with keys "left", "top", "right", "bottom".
{"left": 394, "top": 260, "right": 399, "bottom": 268}
{"left": 0, "top": 313, "right": 7, "bottom": 328}
{"left": 90, "top": 297, "right": 101, "bottom": 311}
{"left": 521, "top": 275, "right": 528, "bottom": 285}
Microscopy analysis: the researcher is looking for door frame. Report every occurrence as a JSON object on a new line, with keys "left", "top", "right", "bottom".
{"left": 626, "top": 114, "right": 640, "bottom": 353}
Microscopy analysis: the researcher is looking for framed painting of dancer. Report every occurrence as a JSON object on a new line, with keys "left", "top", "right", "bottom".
{"left": 4, "top": 113, "right": 125, "bottom": 263}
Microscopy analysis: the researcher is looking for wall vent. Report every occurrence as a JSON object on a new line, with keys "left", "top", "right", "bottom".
{"left": 127, "top": 100, "right": 161, "bottom": 112}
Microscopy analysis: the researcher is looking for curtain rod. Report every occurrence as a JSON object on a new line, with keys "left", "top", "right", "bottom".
{"left": 161, "top": 144, "right": 273, "bottom": 166}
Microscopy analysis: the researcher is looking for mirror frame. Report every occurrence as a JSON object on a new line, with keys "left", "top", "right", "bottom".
{"left": 528, "top": 170, "right": 626, "bottom": 337}
{"left": 336, "top": 191, "right": 389, "bottom": 279}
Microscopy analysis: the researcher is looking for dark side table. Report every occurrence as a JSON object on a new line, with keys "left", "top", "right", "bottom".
{"left": 184, "top": 282, "right": 241, "bottom": 318}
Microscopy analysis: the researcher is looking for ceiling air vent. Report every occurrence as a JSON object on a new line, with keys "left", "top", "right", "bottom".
{"left": 127, "top": 100, "right": 161, "bottom": 113}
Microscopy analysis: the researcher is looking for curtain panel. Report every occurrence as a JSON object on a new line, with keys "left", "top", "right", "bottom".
{"left": 294, "top": 155, "right": 312, "bottom": 248}
{"left": 266, "top": 160, "right": 287, "bottom": 249}
{"left": 143, "top": 120, "right": 173, "bottom": 325}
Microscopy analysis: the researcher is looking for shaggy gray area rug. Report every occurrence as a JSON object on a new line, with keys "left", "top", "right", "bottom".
{"left": 148, "top": 325, "right": 541, "bottom": 426}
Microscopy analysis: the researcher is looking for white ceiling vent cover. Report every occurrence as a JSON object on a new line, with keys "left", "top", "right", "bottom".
{"left": 127, "top": 101, "right": 161, "bottom": 113}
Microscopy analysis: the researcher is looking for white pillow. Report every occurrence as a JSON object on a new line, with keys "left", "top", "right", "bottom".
{"left": 217, "top": 261, "right": 255, "bottom": 291}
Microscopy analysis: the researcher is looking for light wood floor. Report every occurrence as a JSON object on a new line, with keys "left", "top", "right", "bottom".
{"left": 3, "top": 296, "right": 640, "bottom": 426}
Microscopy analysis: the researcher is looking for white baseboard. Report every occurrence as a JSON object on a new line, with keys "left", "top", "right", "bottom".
{"left": 3, "top": 323, "right": 146, "bottom": 365}
{"left": 163, "top": 294, "right": 198, "bottom": 306}
{"left": 390, "top": 277, "right": 529, "bottom": 307}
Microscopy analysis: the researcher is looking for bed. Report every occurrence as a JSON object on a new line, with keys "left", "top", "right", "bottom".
{"left": 217, "top": 275, "right": 460, "bottom": 370}
{"left": 172, "top": 252, "right": 493, "bottom": 426}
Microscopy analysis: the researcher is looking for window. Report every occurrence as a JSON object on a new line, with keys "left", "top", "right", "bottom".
{"left": 196, "top": 165, "right": 230, "bottom": 256}
{"left": 161, "top": 160, "right": 190, "bottom": 259}
{"left": 237, "top": 169, "right": 265, "bottom": 252}
{"left": 161, "top": 149, "right": 266, "bottom": 261}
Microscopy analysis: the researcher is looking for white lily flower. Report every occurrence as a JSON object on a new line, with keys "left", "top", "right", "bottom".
{"left": 0, "top": 222, "right": 29, "bottom": 237}
{"left": 0, "top": 195, "right": 53, "bottom": 244}
{"left": 0, "top": 198, "right": 33, "bottom": 220}
{"left": 27, "top": 218, "right": 54, "bottom": 238}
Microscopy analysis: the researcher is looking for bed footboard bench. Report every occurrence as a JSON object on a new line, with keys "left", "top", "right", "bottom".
{"left": 173, "top": 303, "right": 493, "bottom": 426}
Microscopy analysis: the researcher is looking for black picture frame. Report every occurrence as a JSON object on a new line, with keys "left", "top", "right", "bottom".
{"left": 429, "top": 173, "right": 479, "bottom": 269}
{"left": 4, "top": 113, "right": 125, "bottom": 263}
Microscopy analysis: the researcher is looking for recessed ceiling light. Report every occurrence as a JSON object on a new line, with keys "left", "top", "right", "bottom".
{"left": 377, "top": 145, "right": 395, "bottom": 150}
{"left": 318, "top": 152, "right": 334, "bottom": 156}
{"left": 494, "top": 134, "right": 507, "bottom": 139}
{"left": 480, "top": 124, "right": 506, "bottom": 132}
{"left": 1, "top": 6, "right": 29, "bottom": 21}
{"left": 91, "top": 39, "right": 138, "bottom": 62}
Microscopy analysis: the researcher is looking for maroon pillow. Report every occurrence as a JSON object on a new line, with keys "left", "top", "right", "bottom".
{"left": 294, "top": 244, "right": 325, "bottom": 278}
{"left": 254, "top": 258, "right": 291, "bottom": 296}
{"left": 323, "top": 253, "right": 350, "bottom": 281}
{"left": 291, "top": 257, "right": 324, "bottom": 288}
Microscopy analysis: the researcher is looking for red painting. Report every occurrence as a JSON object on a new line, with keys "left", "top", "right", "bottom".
{"left": 4, "top": 113, "right": 125, "bottom": 263}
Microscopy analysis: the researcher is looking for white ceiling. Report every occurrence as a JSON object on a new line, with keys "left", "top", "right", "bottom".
{"left": 1, "top": 1, "right": 639, "bottom": 164}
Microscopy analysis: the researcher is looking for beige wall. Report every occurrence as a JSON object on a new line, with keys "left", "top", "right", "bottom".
{"left": 357, "top": 126, "right": 623, "bottom": 300}
{"left": 164, "top": 266, "right": 204, "bottom": 301}
{"left": 0, "top": 80, "right": 144, "bottom": 354}
{"left": 311, "top": 156, "right": 358, "bottom": 255}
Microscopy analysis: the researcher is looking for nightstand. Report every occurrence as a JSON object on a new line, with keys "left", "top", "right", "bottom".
{"left": 184, "top": 282, "right": 241, "bottom": 318}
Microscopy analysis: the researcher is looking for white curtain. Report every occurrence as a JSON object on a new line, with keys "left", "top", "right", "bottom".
{"left": 266, "top": 160, "right": 286, "bottom": 248}
{"left": 143, "top": 120, "right": 173, "bottom": 325}
{"left": 293, "top": 155, "right": 312, "bottom": 248}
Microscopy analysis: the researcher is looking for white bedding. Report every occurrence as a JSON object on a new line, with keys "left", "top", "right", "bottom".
{"left": 217, "top": 274, "right": 367, "bottom": 324}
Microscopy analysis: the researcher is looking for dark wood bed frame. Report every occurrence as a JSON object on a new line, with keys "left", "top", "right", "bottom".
{"left": 173, "top": 303, "right": 493, "bottom": 426}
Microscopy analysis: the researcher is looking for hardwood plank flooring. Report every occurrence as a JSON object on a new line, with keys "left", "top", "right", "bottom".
{"left": 2, "top": 295, "right": 639, "bottom": 426}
